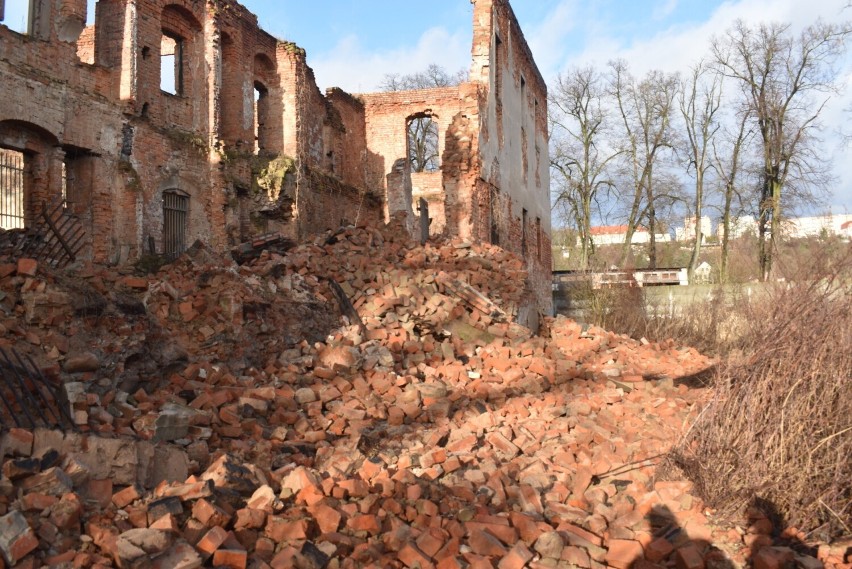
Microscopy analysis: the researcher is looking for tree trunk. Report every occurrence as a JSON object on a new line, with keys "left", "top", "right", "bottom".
{"left": 646, "top": 184, "right": 657, "bottom": 270}
{"left": 620, "top": 184, "right": 643, "bottom": 266}
{"left": 720, "top": 182, "right": 732, "bottom": 284}
{"left": 687, "top": 177, "right": 703, "bottom": 282}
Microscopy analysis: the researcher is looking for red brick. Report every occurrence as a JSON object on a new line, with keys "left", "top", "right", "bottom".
{"left": 212, "top": 548, "right": 248, "bottom": 569}
{"left": 196, "top": 526, "right": 228, "bottom": 558}
{"left": 347, "top": 514, "right": 381, "bottom": 535}
{"left": 265, "top": 518, "right": 308, "bottom": 542}
{"left": 309, "top": 504, "right": 342, "bottom": 534}
{"left": 16, "top": 258, "right": 38, "bottom": 277}
{"left": 646, "top": 537, "right": 675, "bottom": 562}
{"left": 399, "top": 543, "right": 435, "bottom": 569}
{"left": 0, "top": 511, "right": 39, "bottom": 565}
{"left": 676, "top": 544, "right": 706, "bottom": 569}
{"left": 112, "top": 485, "right": 141, "bottom": 509}
{"left": 468, "top": 529, "right": 508, "bottom": 557}
{"left": 606, "top": 539, "right": 644, "bottom": 569}
{"left": 498, "top": 543, "right": 534, "bottom": 569}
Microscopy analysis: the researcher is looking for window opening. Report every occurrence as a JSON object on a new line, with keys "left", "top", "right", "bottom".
{"left": 61, "top": 161, "right": 68, "bottom": 209}
{"left": 254, "top": 82, "right": 268, "bottom": 153}
{"left": 0, "top": 148, "right": 25, "bottom": 230}
{"left": 522, "top": 208, "right": 528, "bottom": 257}
{"left": 536, "top": 217, "right": 542, "bottom": 261}
{"left": 407, "top": 115, "right": 440, "bottom": 173}
{"left": 490, "top": 187, "right": 500, "bottom": 245}
{"left": 160, "top": 33, "right": 183, "bottom": 95}
{"left": 163, "top": 191, "right": 188, "bottom": 259}
{"left": 2, "top": 0, "right": 30, "bottom": 34}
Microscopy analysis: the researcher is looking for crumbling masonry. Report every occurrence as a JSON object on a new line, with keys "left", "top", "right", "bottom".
{"left": 0, "top": 0, "right": 552, "bottom": 312}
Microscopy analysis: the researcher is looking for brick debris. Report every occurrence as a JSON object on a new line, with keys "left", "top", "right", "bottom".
{"left": 0, "top": 219, "right": 841, "bottom": 569}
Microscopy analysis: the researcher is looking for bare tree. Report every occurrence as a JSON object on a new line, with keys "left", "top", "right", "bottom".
{"left": 380, "top": 64, "right": 466, "bottom": 92}
{"left": 407, "top": 114, "right": 440, "bottom": 172}
{"left": 679, "top": 60, "right": 723, "bottom": 281}
{"left": 713, "top": 20, "right": 850, "bottom": 281}
{"left": 610, "top": 61, "right": 680, "bottom": 268}
{"left": 713, "top": 108, "right": 754, "bottom": 284}
{"left": 549, "top": 67, "right": 622, "bottom": 269}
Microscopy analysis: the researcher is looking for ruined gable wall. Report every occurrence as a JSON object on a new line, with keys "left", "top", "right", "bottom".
{"left": 470, "top": 0, "right": 552, "bottom": 313}
{"left": 360, "top": 87, "right": 464, "bottom": 233}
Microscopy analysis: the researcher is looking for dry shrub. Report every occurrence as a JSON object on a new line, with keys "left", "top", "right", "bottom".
{"left": 585, "top": 282, "right": 647, "bottom": 336}
{"left": 576, "top": 282, "right": 729, "bottom": 355}
{"left": 672, "top": 250, "right": 852, "bottom": 540}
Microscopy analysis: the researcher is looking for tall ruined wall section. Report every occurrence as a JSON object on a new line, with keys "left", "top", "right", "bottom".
{"left": 280, "top": 52, "right": 382, "bottom": 236}
{"left": 469, "top": 0, "right": 552, "bottom": 314}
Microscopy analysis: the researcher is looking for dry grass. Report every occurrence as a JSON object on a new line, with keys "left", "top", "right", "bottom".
{"left": 574, "top": 251, "right": 852, "bottom": 539}
{"left": 671, "top": 251, "right": 852, "bottom": 541}
{"left": 577, "top": 281, "right": 728, "bottom": 355}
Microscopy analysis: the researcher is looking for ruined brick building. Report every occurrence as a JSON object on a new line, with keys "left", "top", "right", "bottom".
{"left": 0, "top": 0, "right": 552, "bottom": 312}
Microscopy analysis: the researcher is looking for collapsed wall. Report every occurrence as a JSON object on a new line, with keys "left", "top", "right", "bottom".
{"left": 0, "top": 218, "right": 721, "bottom": 568}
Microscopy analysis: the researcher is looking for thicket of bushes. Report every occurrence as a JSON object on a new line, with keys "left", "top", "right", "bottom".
{"left": 573, "top": 250, "right": 852, "bottom": 540}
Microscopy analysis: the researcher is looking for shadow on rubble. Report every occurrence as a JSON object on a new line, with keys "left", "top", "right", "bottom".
{"left": 742, "top": 497, "right": 822, "bottom": 567}
{"left": 624, "top": 499, "right": 826, "bottom": 569}
{"left": 628, "top": 504, "right": 735, "bottom": 569}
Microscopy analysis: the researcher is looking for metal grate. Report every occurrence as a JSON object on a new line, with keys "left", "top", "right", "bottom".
{"left": 163, "top": 191, "right": 188, "bottom": 260}
{"left": 0, "top": 148, "right": 25, "bottom": 230}
{"left": 0, "top": 347, "right": 76, "bottom": 431}
{"left": 16, "top": 197, "right": 86, "bottom": 267}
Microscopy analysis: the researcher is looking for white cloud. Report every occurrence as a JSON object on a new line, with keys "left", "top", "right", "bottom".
{"left": 564, "top": 0, "right": 849, "bottom": 76}
{"left": 557, "top": 0, "right": 852, "bottom": 208}
{"left": 525, "top": 0, "right": 579, "bottom": 79}
{"left": 308, "top": 26, "right": 471, "bottom": 93}
{"left": 653, "top": 0, "right": 680, "bottom": 21}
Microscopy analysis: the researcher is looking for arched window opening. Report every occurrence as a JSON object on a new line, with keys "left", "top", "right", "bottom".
{"left": 0, "top": 147, "right": 26, "bottom": 229}
{"left": 407, "top": 114, "right": 439, "bottom": 173}
{"left": 159, "top": 4, "right": 200, "bottom": 97}
{"left": 163, "top": 190, "right": 188, "bottom": 259}
{"left": 252, "top": 53, "right": 277, "bottom": 152}
{"left": 160, "top": 32, "right": 183, "bottom": 95}
{"left": 254, "top": 82, "right": 269, "bottom": 153}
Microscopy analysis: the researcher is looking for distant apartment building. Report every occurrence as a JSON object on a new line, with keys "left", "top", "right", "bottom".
{"left": 780, "top": 214, "right": 852, "bottom": 239}
{"left": 588, "top": 225, "right": 671, "bottom": 246}
{"left": 716, "top": 216, "right": 758, "bottom": 241}
{"left": 715, "top": 213, "right": 852, "bottom": 241}
{"left": 675, "top": 216, "right": 713, "bottom": 242}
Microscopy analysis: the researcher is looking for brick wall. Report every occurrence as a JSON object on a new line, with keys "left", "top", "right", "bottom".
{"left": 468, "top": 0, "right": 552, "bottom": 313}
{"left": 360, "top": 87, "right": 464, "bottom": 230}
{"left": 0, "top": 0, "right": 551, "bottom": 315}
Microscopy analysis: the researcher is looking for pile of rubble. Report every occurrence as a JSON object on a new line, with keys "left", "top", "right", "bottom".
{"left": 0, "top": 220, "right": 844, "bottom": 569}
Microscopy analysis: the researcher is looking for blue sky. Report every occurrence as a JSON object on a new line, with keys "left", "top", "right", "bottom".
{"left": 246, "top": 0, "right": 852, "bottom": 212}
{"left": 3, "top": 0, "right": 851, "bottom": 210}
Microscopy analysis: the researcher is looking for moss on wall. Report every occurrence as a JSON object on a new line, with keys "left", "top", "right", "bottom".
{"left": 252, "top": 154, "right": 295, "bottom": 202}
